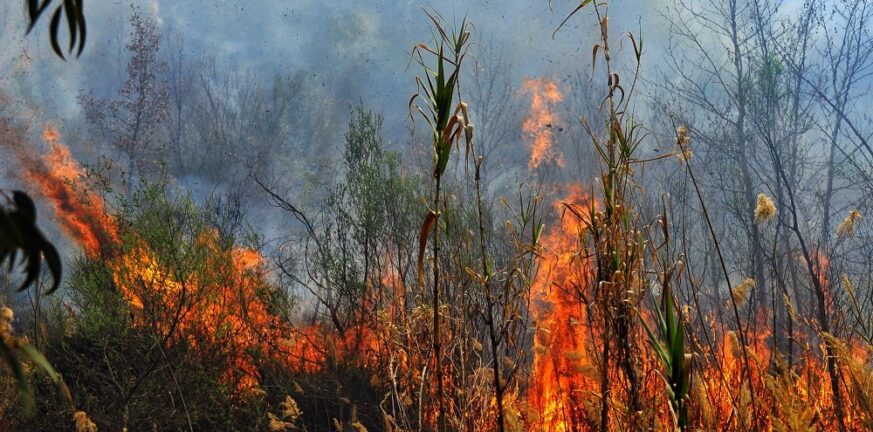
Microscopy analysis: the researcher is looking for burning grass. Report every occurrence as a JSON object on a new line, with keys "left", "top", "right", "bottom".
{"left": 1, "top": 4, "right": 871, "bottom": 431}
{"left": 5, "top": 98, "right": 871, "bottom": 432}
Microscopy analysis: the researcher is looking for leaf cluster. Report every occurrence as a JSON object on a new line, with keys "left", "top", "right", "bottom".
{"left": 0, "top": 190, "right": 63, "bottom": 413}
{"left": 0, "top": 190, "right": 61, "bottom": 294}
{"left": 26, "top": 0, "right": 87, "bottom": 59}
{"left": 641, "top": 273, "right": 693, "bottom": 428}
{"left": 408, "top": 12, "right": 473, "bottom": 177}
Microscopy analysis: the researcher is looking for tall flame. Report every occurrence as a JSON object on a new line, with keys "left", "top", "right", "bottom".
{"left": 522, "top": 78, "right": 565, "bottom": 170}
{"left": 4, "top": 122, "right": 869, "bottom": 428}
{"left": 528, "top": 183, "right": 598, "bottom": 430}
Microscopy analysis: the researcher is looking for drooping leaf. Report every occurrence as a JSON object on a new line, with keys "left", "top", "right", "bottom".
{"left": 49, "top": 8, "right": 65, "bottom": 59}
{"left": 20, "top": 344, "right": 59, "bottom": 382}
{"left": 26, "top": 0, "right": 88, "bottom": 59}
{"left": 553, "top": 0, "right": 594, "bottom": 39}
{"left": 1, "top": 191, "right": 63, "bottom": 292}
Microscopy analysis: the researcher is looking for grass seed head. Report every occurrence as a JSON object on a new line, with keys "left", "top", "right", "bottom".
{"left": 836, "top": 209, "right": 861, "bottom": 238}
{"left": 755, "top": 193, "right": 776, "bottom": 223}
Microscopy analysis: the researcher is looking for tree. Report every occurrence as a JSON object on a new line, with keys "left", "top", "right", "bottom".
{"left": 78, "top": 7, "right": 169, "bottom": 198}
{"left": 466, "top": 41, "right": 522, "bottom": 193}
{"left": 267, "top": 105, "right": 419, "bottom": 337}
{"left": 813, "top": 0, "right": 873, "bottom": 248}
{"left": 657, "top": 1, "right": 873, "bottom": 429}
{"left": 163, "top": 33, "right": 194, "bottom": 172}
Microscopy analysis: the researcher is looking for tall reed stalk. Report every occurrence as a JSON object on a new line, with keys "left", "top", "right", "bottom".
{"left": 410, "top": 13, "right": 471, "bottom": 431}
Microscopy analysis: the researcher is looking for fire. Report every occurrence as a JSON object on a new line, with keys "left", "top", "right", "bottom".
{"left": 17, "top": 126, "right": 117, "bottom": 255}
{"left": 110, "top": 232, "right": 289, "bottom": 390}
{"left": 528, "top": 183, "right": 599, "bottom": 430}
{"left": 524, "top": 187, "right": 872, "bottom": 429}
{"left": 5, "top": 122, "right": 871, "bottom": 428}
{"left": 522, "top": 78, "right": 565, "bottom": 170}
{"left": 6, "top": 124, "right": 335, "bottom": 391}
{"left": 811, "top": 249, "right": 831, "bottom": 312}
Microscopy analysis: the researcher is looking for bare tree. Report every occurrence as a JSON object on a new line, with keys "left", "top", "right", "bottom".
{"left": 814, "top": 0, "right": 873, "bottom": 248}
{"left": 163, "top": 33, "right": 194, "bottom": 172}
{"left": 466, "top": 40, "right": 523, "bottom": 194}
{"left": 661, "top": 0, "right": 769, "bottom": 303}
{"left": 78, "top": 7, "right": 169, "bottom": 198}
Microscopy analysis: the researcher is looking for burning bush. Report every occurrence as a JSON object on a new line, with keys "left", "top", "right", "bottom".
{"left": 7, "top": 184, "right": 288, "bottom": 430}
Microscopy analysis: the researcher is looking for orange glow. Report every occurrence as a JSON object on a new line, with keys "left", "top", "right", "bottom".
{"left": 21, "top": 126, "right": 117, "bottom": 256}
{"left": 528, "top": 183, "right": 599, "bottom": 430}
{"left": 17, "top": 125, "right": 320, "bottom": 392}
{"left": 11, "top": 123, "right": 872, "bottom": 428}
{"left": 522, "top": 78, "right": 565, "bottom": 170}
{"left": 102, "top": 227, "right": 291, "bottom": 390}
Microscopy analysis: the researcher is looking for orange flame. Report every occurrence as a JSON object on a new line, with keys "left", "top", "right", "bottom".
{"left": 110, "top": 232, "right": 289, "bottom": 390}
{"left": 528, "top": 183, "right": 599, "bottom": 430}
{"left": 9, "top": 125, "right": 320, "bottom": 392}
{"left": 522, "top": 78, "right": 565, "bottom": 170}
{"left": 18, "top": 126, "right": 117, "bottom": 255}
{"left": 8, "top": 123, "right": 871, "bottom": 428}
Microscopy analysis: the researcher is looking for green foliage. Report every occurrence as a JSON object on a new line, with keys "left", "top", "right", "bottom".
{"left": 641, "top": 283, "right": 693, "bottom": 429}
{"left": 11, "top": 185, "right": 274, "bottom": 430}
{"left": 314, "top": 104, "right": 420, "bottom": 332}
{"left": 409, "top": 12, "right": 472, "bottom": 177}
{"left": 26, "top": 0, "right": 87, "bottom": 59}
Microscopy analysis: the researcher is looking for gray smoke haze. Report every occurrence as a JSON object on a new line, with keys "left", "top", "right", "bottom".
{"left": 0, "top": 0, "right": 665, "bottom": 241}
{"left": 1, "top": 0, "right": 663, "bottom": 128}
{"left": 1, "top": 0, "right": 867, "bottom": 254}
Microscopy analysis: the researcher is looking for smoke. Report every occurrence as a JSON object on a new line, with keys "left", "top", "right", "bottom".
{"left": 0, "top": 0, "right": 700, "bottom": 259}
{"left": 1, "top": 0, "right": 665, "bottom": 131}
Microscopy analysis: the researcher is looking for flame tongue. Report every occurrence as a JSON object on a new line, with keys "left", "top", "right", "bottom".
{"left": 5, "top": 121, "right": 868, "bottom": 427}
{"left": 7, "top": 125, "right": 300, "bottom": 391}
{"left": 522, "top": 78, "right": 565, "bottom": 171}
{"left": 529, "top": 183, "right": 598, "bottom": 430}
{"left": 22, "top": 126, "right": 117, "bottom": 256}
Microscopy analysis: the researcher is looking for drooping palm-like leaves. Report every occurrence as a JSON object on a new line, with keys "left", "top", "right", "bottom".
{"left": 0, "top": 190, "right": 61, "bottom": 413}
{"left": 0, "top": 190, "right": 62, "bottom": 293}
{"left": 26, "top": 0, "right": 87, "bottom": 59}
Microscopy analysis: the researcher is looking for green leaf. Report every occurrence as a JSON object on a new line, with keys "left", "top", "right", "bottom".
{"left": 20, "top": 344, "right": 59, "bottom": 382}
{"left": 640, "top": 314, "right": 671, "bottom": 369}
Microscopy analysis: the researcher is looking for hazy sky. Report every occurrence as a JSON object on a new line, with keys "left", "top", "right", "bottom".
{"left": 0, "top": 0, "right": 664, "bottom": 122}
{"left": 0, "top": 0, "right": 655, "bottom": 243}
